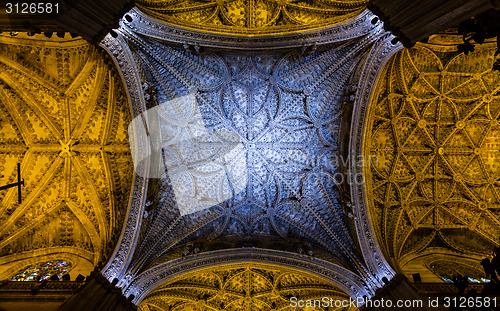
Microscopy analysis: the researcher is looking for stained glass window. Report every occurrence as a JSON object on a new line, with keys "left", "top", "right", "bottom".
{"left": 441, "top": 276, "right": 490, "bottom": 284}
{"left": 9, "top": 261, "right": 72, "bottom": 281}
{"left": 427, "top": 260, "right": 490, "bottom": 284}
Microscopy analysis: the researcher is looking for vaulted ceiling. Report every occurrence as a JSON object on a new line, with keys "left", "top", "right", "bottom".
{"left": 101, "top": 6, "right": 392, "bottom": 290}
{"left": 100, "top": 5, "right": 393, "bottom": 304}
{"left": 125, "top": 36, "right": 369, "bottom": 274}
{"left": 136, "top": 0, "right": 368, "bottom": 35}
{"left": 2, "top": 0, "right": 499, "bottom": 308}
{"left": 365, "top": 32, "right": 500, "bottom": 281}
{"left": 137, "top": 263, "right": 352, "bottom": 311}
{"left": 0, "top": 33, "right": 134, "bottom": 279}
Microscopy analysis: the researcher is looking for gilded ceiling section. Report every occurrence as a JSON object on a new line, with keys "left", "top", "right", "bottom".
{"left": 0, "top": 34, "right": 133, "bottom": 266}
{"left": 365, "top": 37, "right": 500, "bottom": 270}
{"left": 137, "top": 263, "right": 353, "bottom": 311}
{"left": 136, "top": 0, "right": 367, "bottom": 35}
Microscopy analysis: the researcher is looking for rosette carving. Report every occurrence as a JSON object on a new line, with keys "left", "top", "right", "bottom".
{"left": 136, "top": 0, "right": 367, "bottom": 35}
{"left": 0, "top": 34, "right": 133, "bottom": 271}
{"left": 365, "top": 35, "right": 500, "bottom": 275}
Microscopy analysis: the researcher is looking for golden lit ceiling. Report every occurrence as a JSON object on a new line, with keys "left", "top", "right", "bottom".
{"left": 136, "top": 0, "right": 367, "bottom": 35}
{"left": 138, "top": 262, "right": 353, "bottom": 311}
{"left": 0, "top": 33, "right": 133, "bottom": 272}
{"left": 365, "top": 35, "right": 500, "bottom": 277}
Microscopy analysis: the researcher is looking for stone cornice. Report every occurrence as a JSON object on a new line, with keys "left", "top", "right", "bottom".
{"left": 349, "top": 30, "right": 401, "bottom": 284}
{"left": 99, "top": 32, "right": 150, "bottom": 284}
{"left": 124, "top": 248, "right": 373, "bottom": 304}
{"left": 119, "top": 7, "right": 380, "bottom": 50}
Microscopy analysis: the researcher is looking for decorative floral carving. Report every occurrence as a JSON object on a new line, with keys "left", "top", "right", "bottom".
{"left": 0, "top": 33, "right": 133, "bottom": 268}
{"left": 104, "top": 24, "right": 384, "bottom": 282}
{"left": 137, "top": 262, "right": 352, "bottom": 311}
{"left": 100, "top": 7, "right": 395, "bottom": 298}
{"left": 119, "top": 8, "right": 378, "bottom": 49}
{"left": 348, "top": 33, "right": 400, "bottom": 284}
{"left": 365, "top": 35, "right": 500, "bottom": 271}
{"left": 136, "top": 0, "right": 367, "bottom": 35}
{"left": 127, "top": 248, "right": 371, "bottom": 303}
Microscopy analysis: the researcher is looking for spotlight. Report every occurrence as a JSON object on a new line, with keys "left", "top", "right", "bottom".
{"left": 10, "top": 31, "right": 18, "bottom": 36}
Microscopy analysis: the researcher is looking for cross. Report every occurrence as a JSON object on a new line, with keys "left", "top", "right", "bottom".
{"left": 0, "top": 163, "right": 24, "bottom": 204}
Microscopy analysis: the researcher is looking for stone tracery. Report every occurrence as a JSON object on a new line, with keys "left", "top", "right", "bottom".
{"left": 365, "top": 34, "right": 500, "bottom": 277}
{"left": 105, "top": 25, "right": 380, "bottom": 281}
{"left": 0, "top": 33, "right": 134, "bottom": 276}
{"left": 137, "top": 262, "right": 354, "bottom": 311}
{"left": 136, "top": 0, "right": 367, "bottom": 35}
{"left": 99, "top": 8, "right": 396, "bottom": 298}
{"left": 0, "top": 1, "right": 498, "bottom": 309}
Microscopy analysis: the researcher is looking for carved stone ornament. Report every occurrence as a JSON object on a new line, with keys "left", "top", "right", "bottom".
{"left": 136, "top": 0, "right": 367, "bottom": 36}
{"left": 126, "top": 248, "right": 371, "bottom": 304}
{"left": 99, "top": 5, "right": 399, "bottom": 302}
{"left": 137, "top": 261, "right": 358, "bottom": 310}
{"left": 0, "top": 33, "right": 134, "bottom": 276}
{"left": 119, "top": 7, "right": 378, "bottom": 49}
{"left": 349, "top": 32, "right": 401, "bottom": 281}
{"left": 362, "top": 32, "right": 500, "bottom": 275}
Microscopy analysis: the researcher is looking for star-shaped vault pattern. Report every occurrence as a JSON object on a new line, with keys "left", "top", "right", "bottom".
{"left": 0, "top": 34, "right": 133, "bottom": 275}
{"left": 136, "top": 0, "right": 367, "bottom": 35}
{"left": 118, "top": 31, "right": 374, "bottom": 275}
{"left": 137, "top": 263, "right": 353, "bottom": 311}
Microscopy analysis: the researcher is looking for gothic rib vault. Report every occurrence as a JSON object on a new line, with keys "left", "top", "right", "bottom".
{"left": 2, "top": 1, "right": 500, "bottom": 309}
{"left": 122, "top": 34, "right": 368, "bottom": 272}
{"left": 136, "top": 0, "right": 368, "bottom": 35}
{"left": 364, "top": 32, "right": 500, "bottom": 282}
{"left": 99, "top": 5, "right": 397, "bottom": 305}
{"left": 137, "top": 263, "right": 352, "bottom": 311}
{"left": 0, "top": 33, "right": 134, "bottom": 280}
